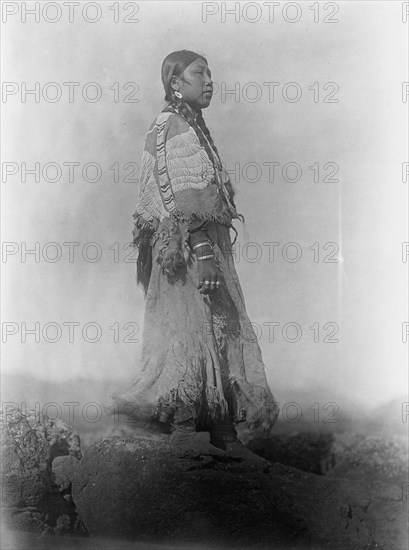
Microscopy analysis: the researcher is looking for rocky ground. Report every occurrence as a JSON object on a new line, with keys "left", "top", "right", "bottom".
{"left": 1, "top": 402, "right": 408, "bottom": 550}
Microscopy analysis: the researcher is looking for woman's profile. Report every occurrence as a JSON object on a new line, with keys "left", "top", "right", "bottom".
{"left": 111, "top": 50, "right": 279, "bottom": 462}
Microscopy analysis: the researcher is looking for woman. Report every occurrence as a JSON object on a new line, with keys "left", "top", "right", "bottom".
{"left": 111, "top": 50, "right": 279, "bottom": 461}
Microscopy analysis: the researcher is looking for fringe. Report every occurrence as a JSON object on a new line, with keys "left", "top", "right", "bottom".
{"left": 131, "top": 215, "right": 160, "bottom": 295}
{"left": 205, "top": 386, "right": 230, "bottom": 419}
{"left": 158, "top": 248, "right": 186, "bottom": 278}
{"left": 155, "top": 384, "right": 230, "bottom": 425}
{"left": 169, "top": 208, "right": 236, "bottom": 227}
{"left": 228, "top": 374, "right": 280, "bottom": 435}
{"left": 112, "top": 329, "right": 277, "bottom": 433}
{"left": 132, "top": 208, "right": 244, "bottom": 293}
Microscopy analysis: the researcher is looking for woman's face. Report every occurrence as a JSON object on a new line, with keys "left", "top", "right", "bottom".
{"left": 175, "top": 58, "right": 213, "bottom": 110}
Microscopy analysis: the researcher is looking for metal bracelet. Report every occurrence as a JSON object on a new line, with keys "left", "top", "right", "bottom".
{"left": 196, "top": 254, "right": 214, "bottom": 261}
{"left": 192, "top": 240, "right": 212, "bottom": 251}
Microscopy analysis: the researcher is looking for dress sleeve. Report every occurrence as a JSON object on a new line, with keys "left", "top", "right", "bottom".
{"left": 154, "top": 114, "right": 224, "bottom": 280}
{"left": 187, "top": 219, "right": 210, "bottom": 248}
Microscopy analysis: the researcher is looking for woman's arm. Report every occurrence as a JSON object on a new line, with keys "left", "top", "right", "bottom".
{"left": 188, "top": 220, "right": 219, "bottom": 294}
{"left": 155, "top": 113, "right": 224, "bottom": 292}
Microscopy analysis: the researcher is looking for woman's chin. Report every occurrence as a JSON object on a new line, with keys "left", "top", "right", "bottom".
{"left": 200, "top": 98, "right": 212, "bottom": 109}
{"left": 185, "top": 99, "right": 210, "bottom": 111}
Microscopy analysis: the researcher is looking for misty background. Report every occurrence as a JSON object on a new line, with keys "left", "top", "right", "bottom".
{"left": 2, "top": 1, "right": 407, "bottom": 434}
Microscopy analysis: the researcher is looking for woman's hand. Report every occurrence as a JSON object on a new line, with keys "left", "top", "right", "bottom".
{"left": 197, "top": 258, "right": 220, "bottom": 294}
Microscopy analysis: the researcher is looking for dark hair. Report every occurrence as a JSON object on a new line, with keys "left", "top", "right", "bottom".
{"left": 161, "top": 50, "right": 207, "bottom": 101}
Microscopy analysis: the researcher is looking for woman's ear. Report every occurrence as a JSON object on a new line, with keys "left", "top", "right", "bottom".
{"left": 170, "top": 76, "right": 179, "bottom": 92}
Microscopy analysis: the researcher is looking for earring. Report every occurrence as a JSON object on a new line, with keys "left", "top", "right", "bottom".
{"left": 174, "top": 91, "right": 182, "bottom": 99}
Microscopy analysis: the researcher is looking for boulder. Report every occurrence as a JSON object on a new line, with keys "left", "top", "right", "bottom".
{"left": 246, "top": 431, "right": 335, "bottom": 475}
{"left": 0, "top": 405, "right": 87, "bottom": 536}
{"left": 52, "top": 455, "right": 81, "bottom": 493}
{"left": 72, "top": 435, "right": 407, "bottom": 549}
{"left": 325, "top": 433, "right": 407, "bottom": 483}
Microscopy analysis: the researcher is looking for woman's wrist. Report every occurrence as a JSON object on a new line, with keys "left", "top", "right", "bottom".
{"left": 188, "top": 229, "right": 209, "bottom": 248}
{"left": 192, "top": 241, "right": 212, "bottom": 252}
{"left": 193, "top": 240, "right": 213, "bottom": 259}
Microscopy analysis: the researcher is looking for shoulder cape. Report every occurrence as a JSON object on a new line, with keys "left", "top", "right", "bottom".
{"left": 133, "top": 110, "right": 243, "bottom": 293}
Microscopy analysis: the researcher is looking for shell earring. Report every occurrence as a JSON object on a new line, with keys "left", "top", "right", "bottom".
{"left": 174, "top": 91, "right": 183, "bottom": 99}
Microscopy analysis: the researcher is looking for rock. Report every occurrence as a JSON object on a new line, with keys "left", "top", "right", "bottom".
{"left": 72, "top": 435, "right": 407, "bottom": 549}
{"left": 52, "top": 455, "right": 81, "bottom": 493}
{"left": 246, "top": 431, "right": 334, "bottom": 475}
{"left": 73, "top": 436, "right": 309, "bottom": 547}
{"left": 325, "top": 433, "right": 408, "bottom": 483}
{"left": 0, "top": 405, "right": 87, "bottom": 536}
{"left": 325, "top": 433, "right": 409, "bottom": 550}
{"left": 248, "top": 431, "right": 408, "bottom": 550}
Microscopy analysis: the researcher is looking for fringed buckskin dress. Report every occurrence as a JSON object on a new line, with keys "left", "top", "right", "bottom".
{"left": 112, "top": 108, "right": 279, "bottom": 435}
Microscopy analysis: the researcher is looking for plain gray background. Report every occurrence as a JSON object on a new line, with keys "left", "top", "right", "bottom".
{"left": 2, "top": 1, "right": 407, "bottom": 420}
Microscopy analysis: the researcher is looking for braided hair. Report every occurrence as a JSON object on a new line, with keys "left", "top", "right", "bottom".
{"left": 160, "top": 50, "right": 238, "bottom": 205}
{"left": 163, "top": 91, "right": 237, "bottom": 205}
{"left": 164, "top": 93, "right": 218, "bottom": 158}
